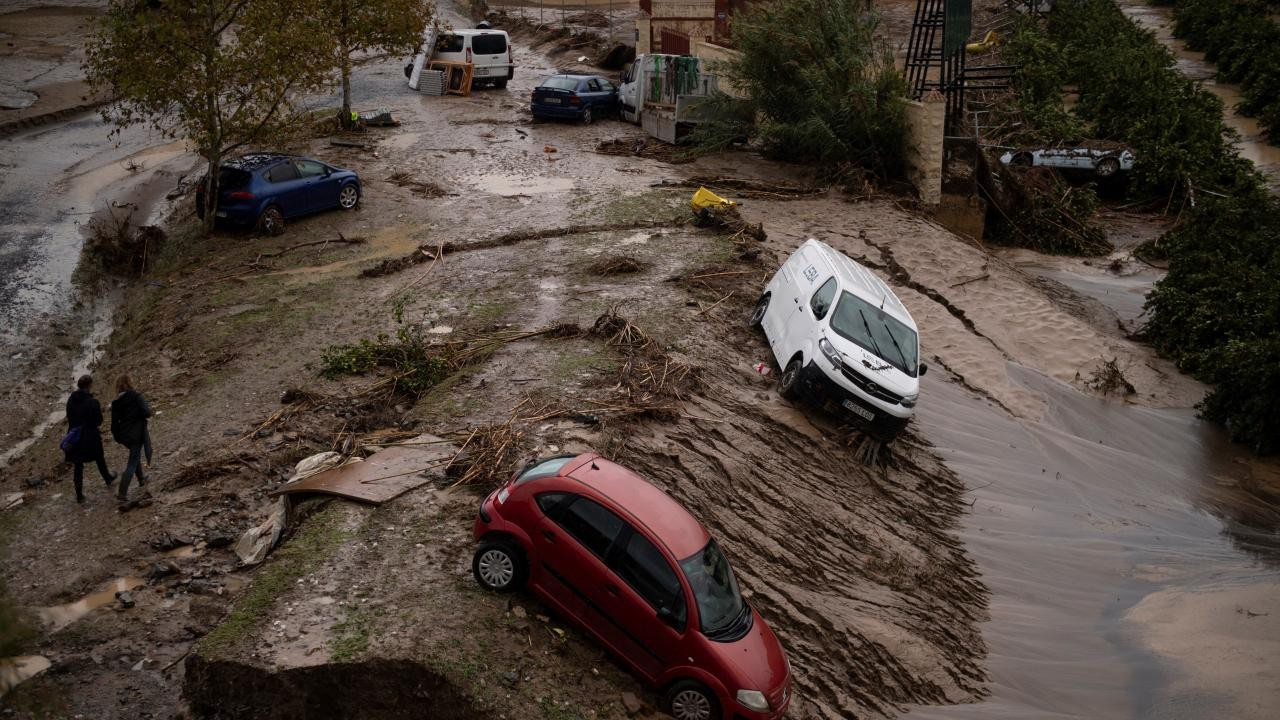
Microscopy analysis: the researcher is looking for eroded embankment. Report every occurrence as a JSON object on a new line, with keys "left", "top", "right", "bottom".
{"left": 184, "top": 656, "right": 480, "bottom": 720}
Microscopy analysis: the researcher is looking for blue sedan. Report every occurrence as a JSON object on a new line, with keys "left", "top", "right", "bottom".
{"left": 195, "top": 153, "right": 361, "bottom": 235}
{"left": 531, "top": 74, "right": 618, "bottom": 124}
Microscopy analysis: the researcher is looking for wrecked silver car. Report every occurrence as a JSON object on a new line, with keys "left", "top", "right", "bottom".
{"left": 999, "top": 144, "right": 1135, "bottom": 177}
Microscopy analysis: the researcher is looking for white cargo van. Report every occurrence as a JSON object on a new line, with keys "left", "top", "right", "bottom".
{"left": 751, "top": 238, "right": 927, "bottom": 440}
{"left": 435, "top": 29, "right": 514, "bottom": 88}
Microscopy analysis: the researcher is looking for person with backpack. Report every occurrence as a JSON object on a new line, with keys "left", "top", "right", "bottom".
{"left": 63, "top": 375, "right": 115, "bottom": 504}
{"left": 110, "top": 374, "right": 152, "bottom": 503}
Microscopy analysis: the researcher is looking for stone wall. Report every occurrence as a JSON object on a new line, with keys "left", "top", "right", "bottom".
{"left": 903, "top": 92, "right": 945, "bottom": 206}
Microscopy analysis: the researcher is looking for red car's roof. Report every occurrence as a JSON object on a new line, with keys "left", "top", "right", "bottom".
{"left": 564, "top": 454, "right": 710, "bottom": 560}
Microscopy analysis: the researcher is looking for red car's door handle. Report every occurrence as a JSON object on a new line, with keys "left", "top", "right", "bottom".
{"left": 541, "top": 530, "right": 556, "bottom": 543}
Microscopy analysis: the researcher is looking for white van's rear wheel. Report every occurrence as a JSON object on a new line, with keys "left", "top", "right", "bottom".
{"left": 749, "top": 295, "right": 769, "bottom": 329}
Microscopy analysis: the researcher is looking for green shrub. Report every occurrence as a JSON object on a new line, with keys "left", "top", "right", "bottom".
{"left": 1174, "top": 0, "right": 1280, "bottom": 144}
{"left": 1004, "top": 0, "right": 1260, "bottom": 196}
{"left": 692, "top": 0, "right": 907, "bottom": 177}
{"left": 1142, "top": 192, "right": 1280, "bottom": 453}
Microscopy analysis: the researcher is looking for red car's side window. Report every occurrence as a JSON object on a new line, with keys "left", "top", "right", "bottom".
{"left": 612, "top": 530, "right": 687, "bottom": 627}
{"left": 537, "top": 493, "right": 624, "bottom": 560}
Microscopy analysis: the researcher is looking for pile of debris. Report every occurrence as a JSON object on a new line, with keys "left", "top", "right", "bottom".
{"left": 596, "top": 137, "right": 694, "bottom": 164}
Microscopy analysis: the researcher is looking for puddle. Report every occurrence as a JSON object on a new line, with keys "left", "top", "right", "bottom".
{"left": 459, "top": 170, "right": 575, "bottom": 196}
{"left": 164, "top": 544, "right": 200, "bottom": 559}
{"left": 1116, "top": 0, "right": 1280, "bottom": 183}
{"left": 37, "top": 577, "right": 145, "bottom": 632}
{"left": 0, "top": 655, "right": 51, "bottom": 697}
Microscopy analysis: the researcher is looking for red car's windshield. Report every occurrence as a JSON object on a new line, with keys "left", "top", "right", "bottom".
{"left": 680, "top": 539, "right": 745, "bottom": 636}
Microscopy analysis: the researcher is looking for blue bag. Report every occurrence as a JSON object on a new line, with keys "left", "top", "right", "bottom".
{"left": 60, "top": 426, "right": 82, "bottom": 452}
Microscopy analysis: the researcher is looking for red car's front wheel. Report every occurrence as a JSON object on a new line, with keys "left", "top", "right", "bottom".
{"left": 472, "top": 538, "right": 527, "bottom": 592}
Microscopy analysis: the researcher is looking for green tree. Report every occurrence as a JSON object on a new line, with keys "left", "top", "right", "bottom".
{"left": 323, "top": 0, "right": 434, "bottom": 129}
{"left": 85, "top": 0, "right": 337, "bottom": 232}
{"left": 693, "top": 0, "right": 908, "bottom": 177}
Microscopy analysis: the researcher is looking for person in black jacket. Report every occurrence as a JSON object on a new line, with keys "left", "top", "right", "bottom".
{"left": 110, "top": 374, "right": 152, "bottom": 503}
{"left": 64, "top": 375, "right": 115, "bottom": 503}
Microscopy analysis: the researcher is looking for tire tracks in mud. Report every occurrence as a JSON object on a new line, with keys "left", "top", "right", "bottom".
{"left": 611, "top": 321, "right": 989, "bottom": 719}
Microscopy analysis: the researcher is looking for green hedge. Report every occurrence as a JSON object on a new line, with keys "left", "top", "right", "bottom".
{"left": 1005, "top": 0, "right": 1279, "bottom": 453}
{"left": 1004, "top": 0, "right": 1259, "bottom": 196}
{"left": 1173, "top": 0, "right": 1280, "bottom": 144}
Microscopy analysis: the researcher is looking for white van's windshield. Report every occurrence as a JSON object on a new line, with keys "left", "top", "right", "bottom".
{"left": 829, "top": 291, "right": 919, "bottom": 376}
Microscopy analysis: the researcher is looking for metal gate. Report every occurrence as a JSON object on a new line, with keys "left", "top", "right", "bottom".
{"left": 660, "top": 28, "right": 692, "bottom": 56}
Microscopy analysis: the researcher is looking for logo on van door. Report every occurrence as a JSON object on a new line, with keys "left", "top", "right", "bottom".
{"left": 802, "top": 265, "right": 818, "bottom": 283}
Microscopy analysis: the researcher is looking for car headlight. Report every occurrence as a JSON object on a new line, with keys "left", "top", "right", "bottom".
{"left": 736, "top": 689, "right": 770, "bottom": 713}
{"left": 900, "top": 394, "right": 918, "bottom": 408}
{"left": 818, "top": 338, "right": 843, "bottom": 369}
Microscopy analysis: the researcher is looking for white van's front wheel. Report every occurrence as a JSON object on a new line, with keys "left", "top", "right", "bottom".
{"left": 779, "top": 357, "right": 803, "bottom": 400}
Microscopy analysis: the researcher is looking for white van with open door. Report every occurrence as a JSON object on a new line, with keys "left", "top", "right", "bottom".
{"left": 434, "top": 29, "right": 514, "bottom": 88}
{"left": 750, "top": 238, "right": 926, "bottom": 440}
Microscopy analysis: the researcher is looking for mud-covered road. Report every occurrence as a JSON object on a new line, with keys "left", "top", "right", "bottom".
{"left": 2, "top": 2, "right": 1279, "bottom": 719}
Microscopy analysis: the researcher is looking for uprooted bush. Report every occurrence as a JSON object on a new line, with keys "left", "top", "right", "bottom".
{"left": 320, "top": 324, "right": 451, "bottom": 398}
{"left": 982, "top": 162, "right": 1111, "bottom": 255}
{"left": 690, "top": 0, "right": 907, "bottom": 178}
{"left": 84, "top": 206, "right": 166, "bottom": 276}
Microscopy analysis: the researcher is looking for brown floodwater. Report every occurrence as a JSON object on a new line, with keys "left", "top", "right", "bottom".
{"left": 904, "top": 360, "right": 1280, "bottom": 719}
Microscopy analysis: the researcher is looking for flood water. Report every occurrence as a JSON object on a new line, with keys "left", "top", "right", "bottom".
{"left": 905, "top": 352, "right": 1280, "bottom": 717}
{"left": 1115, "top": 0, "right": 1280, "bottom": 186}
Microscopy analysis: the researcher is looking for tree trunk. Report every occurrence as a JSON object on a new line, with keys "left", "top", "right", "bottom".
{"left": 202, "top": 152, "right": 219, "bottom": 235}
{"left": 340, "top": 53, "right": 353, "bottom": 129}
{"left": 339, "top": 0, "right": 353, "bottom": 130}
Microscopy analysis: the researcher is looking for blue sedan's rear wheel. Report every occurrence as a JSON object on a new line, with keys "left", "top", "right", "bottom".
{"left": 581, "top": 106, "right": 593, "bottom": 125}
{"left": 256, "top": 206, "right": 284, "bottom": 236}
{"left": 339, "top": 184, "right": 360, "bottom": 209}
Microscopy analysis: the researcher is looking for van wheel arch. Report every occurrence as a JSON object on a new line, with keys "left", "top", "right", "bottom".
{"left": 749, "top": 293, "right": 771, "bottom": 329}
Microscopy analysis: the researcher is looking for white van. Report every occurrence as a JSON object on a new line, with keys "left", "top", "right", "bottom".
{"left": 751, "top": 238, "right": 926, "bottom": 440}
{"left": 435, "top": 29, "right": 514, "bottom": 88}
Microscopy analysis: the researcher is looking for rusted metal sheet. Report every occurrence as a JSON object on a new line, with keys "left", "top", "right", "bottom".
{"left": 271, "top": 435, "right": 454, "bottom": 505}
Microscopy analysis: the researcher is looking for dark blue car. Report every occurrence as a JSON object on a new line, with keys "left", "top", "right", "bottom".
{"left": 531, "top": 74, "right": 618, "bottom": 124}
{"left": 195, "top": 153, "right": 361, "bottom": 235}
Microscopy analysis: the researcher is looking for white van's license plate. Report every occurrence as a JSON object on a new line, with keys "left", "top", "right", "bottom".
{"left": 842, "top": 400, "right": 875, "bottom": 421}
{"left": 475, "top": 68, "right": 488, "bottom": 76}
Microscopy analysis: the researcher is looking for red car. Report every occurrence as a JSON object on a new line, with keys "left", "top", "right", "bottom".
{"left": 472, "top": 453, "right": 791, "bottom": 720}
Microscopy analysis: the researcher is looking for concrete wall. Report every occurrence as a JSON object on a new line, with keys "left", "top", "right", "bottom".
{"left": 691, "top": 40, "right": 743, "bottom": 98}
{"left": 903, "top": 92, "right": 945, "bottom": 206}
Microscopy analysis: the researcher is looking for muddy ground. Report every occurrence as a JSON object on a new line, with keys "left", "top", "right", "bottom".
{"left": 3, "top": 2, "right": 1280, "bottom": 720}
